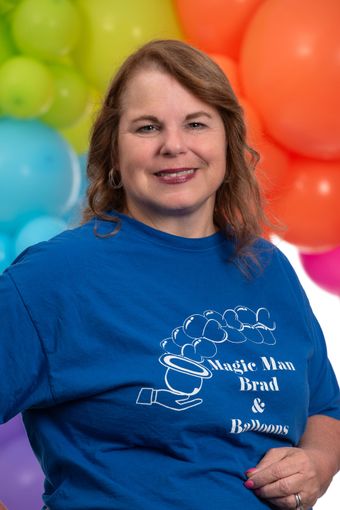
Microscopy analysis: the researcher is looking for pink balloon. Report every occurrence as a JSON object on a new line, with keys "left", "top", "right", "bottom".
{"left": 300, "top": 246, "right": 340, "bottom": 295}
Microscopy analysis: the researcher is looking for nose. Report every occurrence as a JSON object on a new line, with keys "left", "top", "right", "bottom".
{"left": 159, "top": 127, "right": 187, "bottom": 156}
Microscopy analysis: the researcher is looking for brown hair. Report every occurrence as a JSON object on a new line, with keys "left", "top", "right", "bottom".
{"left": 81, "top": 39, "right": 268, "bottom": 259}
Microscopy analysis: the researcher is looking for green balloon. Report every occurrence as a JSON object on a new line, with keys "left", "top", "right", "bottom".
{"left": 42, "top": 64, "right": 89, "bottom": 128}
{"left": 73, "top": 0, "right": 183, "bottom": 91}
{"left": 11, "top": 0, "right": 80, "bottom": 60}
{"left": 0, "top": 56, "right": 54, "bottom": 118}
{"left": 0, "top": 17, "right": 16, "bottom": 65}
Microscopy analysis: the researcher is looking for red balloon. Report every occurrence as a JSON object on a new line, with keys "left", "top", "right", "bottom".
{"left": 174, "top": 0, "right": 263, "bottom": 59}
{"left": 300, "top": 246, "right": 340, "bottom": 296}
{"left": 240, "top": 0, "right": 340, "bottom": 159}
{"left": 268, "top": 158, "right": 340, "bottom": 250}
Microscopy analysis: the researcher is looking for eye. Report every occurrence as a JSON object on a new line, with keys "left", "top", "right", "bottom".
{"left": 187, "top": 121, "right": 206, "bottom": 129}
{"left": 136, "top": 124, "right": 159, "bottom": 133}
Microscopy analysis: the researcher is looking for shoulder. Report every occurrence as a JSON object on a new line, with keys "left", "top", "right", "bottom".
{"left": 6, "top": 220, "right": 99, "bottom": 290}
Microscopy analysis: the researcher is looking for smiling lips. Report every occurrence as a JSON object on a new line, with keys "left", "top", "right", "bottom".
{"left": 154, "top": 168, "right": 197, "bottom": 184}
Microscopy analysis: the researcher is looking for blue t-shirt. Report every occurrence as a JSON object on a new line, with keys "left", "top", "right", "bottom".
{"left": 0, "top": 212, "right": 339, "bottom": 510}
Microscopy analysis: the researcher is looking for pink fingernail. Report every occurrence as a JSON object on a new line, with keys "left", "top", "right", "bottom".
{"left": 244, "top": 479, "right": 255, "bottom": 489}
{"left": 245, "top": 468, "right": 257, "bottom": 477}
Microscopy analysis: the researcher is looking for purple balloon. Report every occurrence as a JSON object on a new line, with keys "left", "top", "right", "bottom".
{"left": 0, "top": 435, "right": 44, "bottom": 510}
{"left": 300, "top": 245, "right": 340, "bottom": 295}
{"left": 0, "top": 415, "right": 25, "bottom": 447}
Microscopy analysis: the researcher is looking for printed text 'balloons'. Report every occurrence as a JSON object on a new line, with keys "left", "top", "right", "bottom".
{"left": 240, "top": 0, "right": 340, "bottom": 160}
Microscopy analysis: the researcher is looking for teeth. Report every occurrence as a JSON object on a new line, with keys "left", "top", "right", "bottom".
{"left": 156, "top": 169, "right": 195, "bottom": 177}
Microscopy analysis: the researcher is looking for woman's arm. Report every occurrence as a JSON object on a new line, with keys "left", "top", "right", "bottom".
{"left": 243, "top": 415, "right": 340, "bottom": 509}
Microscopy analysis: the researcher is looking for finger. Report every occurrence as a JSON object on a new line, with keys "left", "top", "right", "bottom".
{"left": 246, "top": 451, "right": 304, "bottom": 488}
{"left": 255, "top": 447, "right": 296, "bottom": 472}
{"left": 264, "top": 494, "right": 303, "bottom": 510}
{"left": 252, "top": 472, "right": 303, "bottom": 499}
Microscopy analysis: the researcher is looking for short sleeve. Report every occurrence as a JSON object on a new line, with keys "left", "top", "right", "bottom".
{"left": 306, "top": 310, "right": 340, "bottom": 419}
{"left": 275, "top": 247, "right": 340, "bottom": 420}
{"left": 0, "top": 269, "right": 54, "bottom": 423}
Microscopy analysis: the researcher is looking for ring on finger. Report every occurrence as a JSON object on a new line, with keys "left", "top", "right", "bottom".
{"left": 294, "top": 493, "right": 303, "bottom": 509}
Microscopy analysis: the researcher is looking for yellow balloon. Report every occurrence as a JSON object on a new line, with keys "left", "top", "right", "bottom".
{"left": 41, "top": 64, "right": 89, "bottom": 129}
{"left": 60, "top": 89, "right": 102, "bottom": 154}
{"left": 73, "top": 0, "right": 183, "bottom": 91}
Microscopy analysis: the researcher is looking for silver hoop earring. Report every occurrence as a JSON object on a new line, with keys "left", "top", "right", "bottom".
{"left": 108, "top": 168, "right": 123, "bottom": 189}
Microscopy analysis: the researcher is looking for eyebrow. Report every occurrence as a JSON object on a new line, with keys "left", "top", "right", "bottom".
{"left": 130, "top": 111, "right": 213, "bottom": 124}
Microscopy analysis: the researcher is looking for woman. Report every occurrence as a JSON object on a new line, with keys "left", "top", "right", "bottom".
{"left": 0, "top": 40, "right": 339, "bottom": 510}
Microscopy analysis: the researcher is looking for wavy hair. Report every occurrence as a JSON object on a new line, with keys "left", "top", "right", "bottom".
{"left": 80, "top": 39, "right": 268, "bottom": 259}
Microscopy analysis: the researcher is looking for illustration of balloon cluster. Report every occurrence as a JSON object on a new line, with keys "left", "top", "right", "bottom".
{"left": 0, "top": 0, "right": 339, "bottom": 507}
{"left": 161, "top": 306, "right": 276, "bottom": 363}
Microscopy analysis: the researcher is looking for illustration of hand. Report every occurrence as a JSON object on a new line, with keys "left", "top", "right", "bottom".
{"left": 136, "top": 388, "right": 202, "bottom": 411}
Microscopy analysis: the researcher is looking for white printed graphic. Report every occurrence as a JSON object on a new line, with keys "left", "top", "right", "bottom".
{"left": 136, "top": 306, "right": 276, "bottom": 411}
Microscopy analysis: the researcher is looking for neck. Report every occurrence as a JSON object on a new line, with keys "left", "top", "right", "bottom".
{"left": 124, "top": 204, "right": 218, "bottom": 238}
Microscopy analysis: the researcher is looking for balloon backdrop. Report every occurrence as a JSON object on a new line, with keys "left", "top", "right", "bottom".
{"left": 0, "top": 233, "right": 14, "bottom": 273}
{"left": 300, "top": 247, "right": 340, "bottom": 296}
{"left": 268, "top": 158, "right": 340, "bottom": 251}
{"left": 0, "top": 435, "right": 44, "bottom": 510}
{"left": 1, "top": 1, "right": 340, "bottom": 509}
{"left": 174, "top": 0, "right": 263, "bottom": 59}
{"left": 41, "top": 63, "right": 89, "bottom": 128}
{"left": 11, "top": 0, "right": 81, "bottom": 60}
{"left": 60, "top": 89, "right": 102, "bottom": 154}
{"left": 209, "top": 54, "right": 241, "bottom": 96}
{"left": 14, "top": 215, "right": 68, "bottom": 256}
{"left": 0, "top": 56, "right": 54, "bottom": 118}
{"left": 255, "top": 138, "right": 291, "bottom": 199}
{"left": 240, "top": 0, "right": 340, "bottom": 160}
{"left": 0, "top": 414, "right": 25, "bottom": 448}
{"left": 73, "top": 0, "right": 183, "bottom": 91}
{"left": 0, "top": 118, "right": 81, "bottom": 233}
{"left": 0, "top": 17, "right": 16, "bottom": 65}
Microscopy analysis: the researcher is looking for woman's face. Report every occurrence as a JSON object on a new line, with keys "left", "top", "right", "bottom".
{"left": 117, "top": 68, "right": 227, "bottom": 231}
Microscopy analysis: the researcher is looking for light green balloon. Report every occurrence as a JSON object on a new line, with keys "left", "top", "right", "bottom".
{"left": 41, "top": 64, "right": 89, "bottom": 129}
{"left": 0, "top": 17, "right": 16, "bottom": 65}
{"left": 0, "top": 56, "right": 54, "bottom": 118}
{"left": 73, "top": 0, "right": 183, "bottom": 91}
{"left": 11, "top": 0, "right": 80, "bottom": 60}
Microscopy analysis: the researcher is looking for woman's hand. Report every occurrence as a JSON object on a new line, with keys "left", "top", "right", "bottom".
{"left": 244, "top": 415, "right": 340, "bottom": 508}
{"left": 244, "top": 446, "right": 323, "bottom": 509}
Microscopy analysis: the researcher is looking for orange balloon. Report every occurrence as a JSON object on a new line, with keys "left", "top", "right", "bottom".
{"left": 240, "top": 0, "right": 340, "bottom": 160}
{"left": 209, "top": 54, "right": 241, "bottom": 97}
{"left": 239, "top": 97, "right": 263, "bottom": 148}
{"left": 256, "top": 137, "right": 291, "bottom": 198}
{"left": 174, "top": 0, "right": 263, "bottom": 59}
{"left": 268, "top": 158, "right": 340, "bottom": 251}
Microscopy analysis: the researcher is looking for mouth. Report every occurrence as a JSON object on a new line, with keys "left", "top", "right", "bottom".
{"left": 154, "top": 168, "right": 197, "bottom": 178}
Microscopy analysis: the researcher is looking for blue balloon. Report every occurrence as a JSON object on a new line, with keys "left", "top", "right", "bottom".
{"left": 0, "top": 232, "right": 14, "bottom": 272}
{"left": 63, "top": 152, "right": 88, "bottom": 227}
{"left": 78, "top": 152, "right": 89, "bottom": 195}
{"left": 14, "top": 215, "right": 68, "bottom": 257}
{"left": 0, "top": 118, "right": 81, "bottom": 234}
